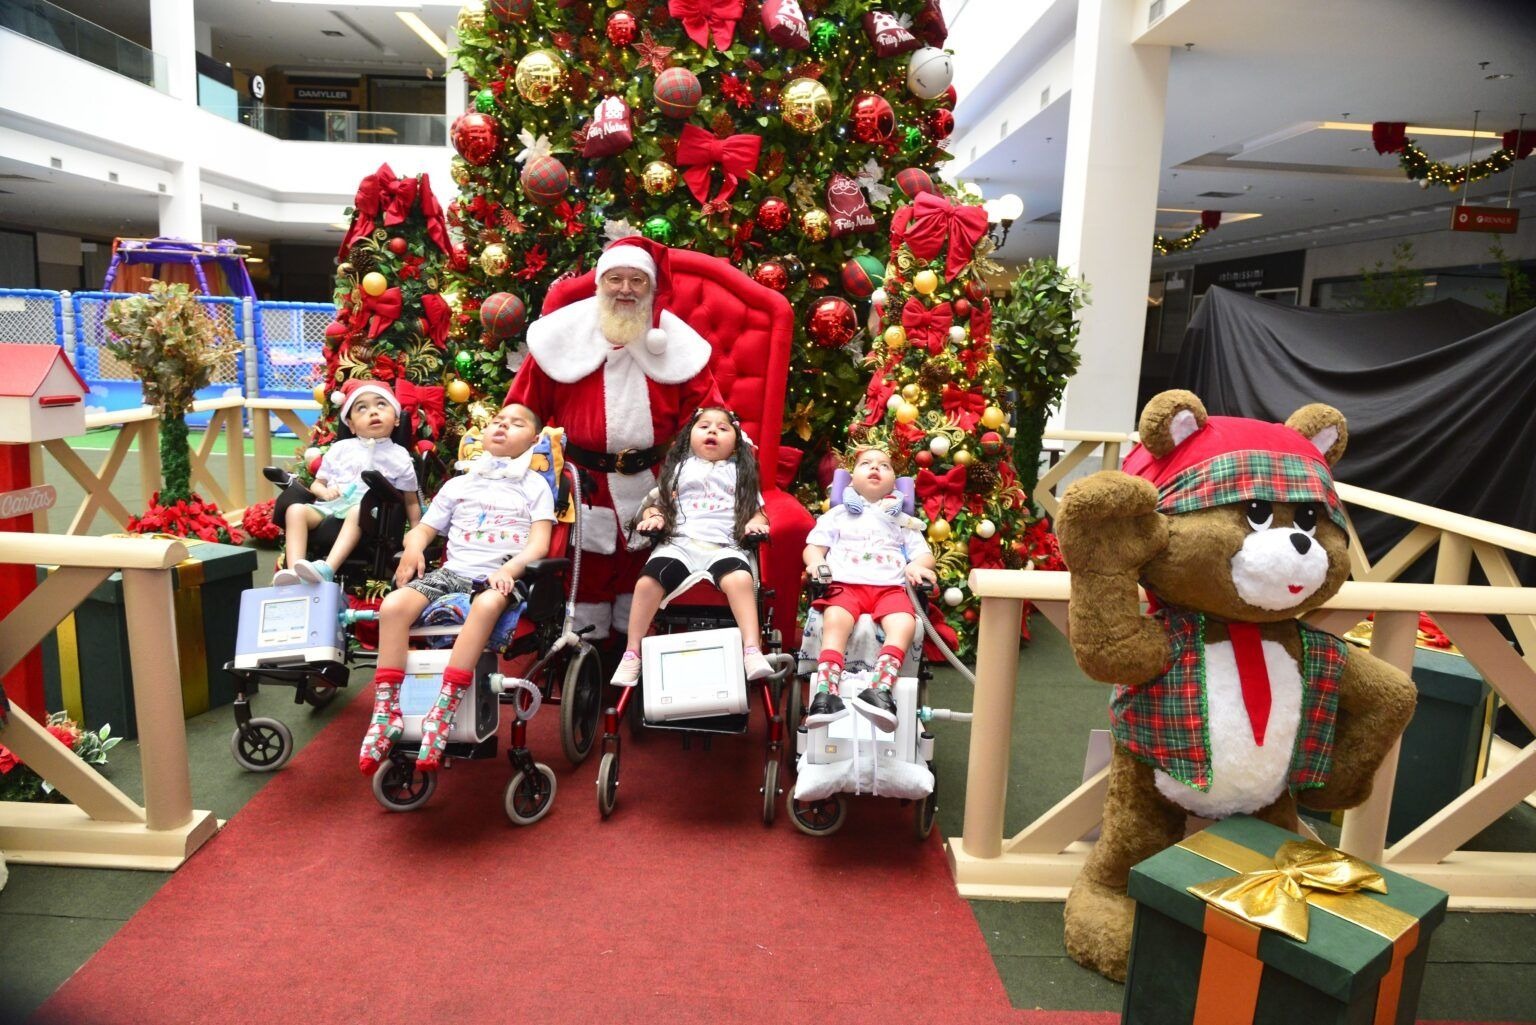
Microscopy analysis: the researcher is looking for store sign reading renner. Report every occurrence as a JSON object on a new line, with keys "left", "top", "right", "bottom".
{"left": 1450, "top": 205, "right": 1519, "bottom": 233}
{"left": 295, "top": 87, "right": 352, "bottom": 101}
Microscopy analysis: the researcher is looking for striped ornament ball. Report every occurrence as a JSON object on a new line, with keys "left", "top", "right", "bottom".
{"left": 480, "top": 292, "right": 527, "bottom": 341}
{"left": 520, "top": 155, "right": 569, "bottom": 206}
{"left": 653, "top": 67, "right": 702, "bottom": 120}
{"left": 895, "top": 167, "right": 938, "bottom": 198}
{"left": 840, "top": 254, "right": 886, "bottom": 298}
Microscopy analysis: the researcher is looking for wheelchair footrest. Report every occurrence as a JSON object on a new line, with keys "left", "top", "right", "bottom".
{"left": 641, "top": 712, "right": 751, "bottom": 736}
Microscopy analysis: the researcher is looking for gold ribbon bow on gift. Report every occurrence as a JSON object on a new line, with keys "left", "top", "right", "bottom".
{"left": 1187, "top": 839, "right": 1387, "bottom": 943}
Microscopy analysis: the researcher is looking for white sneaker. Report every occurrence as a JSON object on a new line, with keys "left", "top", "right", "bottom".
{"left": 293, "top": 559, "right": 334, "bottom": 584}
{"left": 743, "top": 650, "right": 773, "bottom": 681}
{"left": 610, "top": 653, "right": 641, "bottom": 687}
{"left": 272, "top": 567, "right": 301, "bottom": 586}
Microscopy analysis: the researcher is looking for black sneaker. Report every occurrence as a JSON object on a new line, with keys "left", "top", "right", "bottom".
{"left": 805, "top": 690, "right": 849, "bottom": 727}
{"left": 853, "top": 686, "right": 898, "bottom": 733}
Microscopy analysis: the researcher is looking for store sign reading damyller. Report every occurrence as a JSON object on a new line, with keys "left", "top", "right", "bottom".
{"left": 295, "top": 87, "right": 351, "bottom": 102}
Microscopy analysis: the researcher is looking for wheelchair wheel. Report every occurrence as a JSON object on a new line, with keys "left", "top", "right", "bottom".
{"left": 372, "top": 759, "right": 437, "bottom": 812}
{"left": 505, "top": 763, "right": 558, "bottom": 826}
{"left": 230, "top": 717, "right": 293, "bottom": 772}
{"left": 761, "top": 759, "right": 780, "bottom": 826}
{"left": 915, "top": 761, "right": 938, "bottom": 841}
{"left": 305, "top": 682, "right": 339, "bottom": 709}
{"left": 788, "top": 793, "right": 847, "bottom": 837}
{"left": 560, "top": 646, "right": 603, "bottom": 766}
{"left": 596, "top": 751, "right": 620, "bottom": 819}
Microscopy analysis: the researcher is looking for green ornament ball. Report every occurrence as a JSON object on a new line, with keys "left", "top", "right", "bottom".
{"left": 473, "top": 88, "right": 497, "bottom": 114}
{"left": 641, "top": 215, "right": 674, "bottom": 245}
{"left": 809, "top": 18, "right": 840, "bottom": 56}
{"left": 455, "top": 349, "right": 475, "bottom": 371}
{"left": 902, "top": 124, "right": 927, "bottom": 155}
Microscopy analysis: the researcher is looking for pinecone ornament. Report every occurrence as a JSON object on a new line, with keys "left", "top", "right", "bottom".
{"left": 966, "top": 461, "right": 999, "bottom": 493}
{"left": 348, "top": 242, "right": 379, "bottom": 276}
{"left": 918, "top": 363, "right": 949, "bottom": 392}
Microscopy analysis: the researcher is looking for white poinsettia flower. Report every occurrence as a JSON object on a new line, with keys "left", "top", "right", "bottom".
{"left": 603, "top": 219, "right": 640, "bottom": 242}
{"left": 514, "top": 128, "right": 552, "bottom": 165}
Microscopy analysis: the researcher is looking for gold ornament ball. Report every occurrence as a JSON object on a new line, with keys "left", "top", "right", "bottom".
{"left": 901, "top": 383, "right": 922, "bottom": 402}
{"left": 953, "top": 448, "right": 974, "bottom": 466}
{"left": 515, "top": 49, "right": 566, "bottom": 107}
{"left": 927, "top": 517, "right": 952, "bottom": 543}
{"left": 883, "top": 324, "right": 908, "bottom": 350}
{"left": 479, "top": 243, "right": 510, "bottom": 277}
{"left": 456, "top": 7, "right": 485, "bottom": 34}
{"left": 312, "top": 384, "right": 327, "bottom": 403}
{"left": 895, "top": 401, "right": 920, "bottom": 424}
{"left": 801, "top": 208, "right": 831, "bottom": 242}
{"left": 781, "top": 77, "right": 833, "bottom": 134}
{"left": 642, "top": 160, "right": 678, "bottom": 196}
{"left": 446, "top": 378, "right": 472, "bottom": 404}
{"left": 913, "top": 269, "right": 940, "bottom": 295}
{"left": 450, "top": 158, "right": 472, "bottom": 187}
{"left": 981, "top": 405, "right": 1005, "bottom": 430}
{"left": 361, "top": 271, "right": 388, "bottom": 296}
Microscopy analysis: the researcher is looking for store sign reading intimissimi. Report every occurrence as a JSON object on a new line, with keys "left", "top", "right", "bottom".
{"left": 294, "top": 87, "right": 352, "bottom": 102}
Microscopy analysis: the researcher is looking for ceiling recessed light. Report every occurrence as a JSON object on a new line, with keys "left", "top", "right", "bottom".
{"left": 321, "top": 29, "right": 344, "bottom": 37}
{"left": 1486, "top": 72, "right": 1513, "bottom": 80}
{"left": 1350, "top": 146, "right": 1369, "bottom": 152}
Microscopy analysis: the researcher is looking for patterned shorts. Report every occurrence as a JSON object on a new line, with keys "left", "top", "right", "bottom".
{"left": 405, "top": 566, "right": 480, "bottom": 602}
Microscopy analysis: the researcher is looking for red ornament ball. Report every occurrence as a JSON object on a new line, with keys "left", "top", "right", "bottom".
{"left": 307, "top": 455, "right": 324, "bottom": 475}
{"left": 895, "top": 166, "right": 938, "bottom": 198}
{"left": 520, "top": 155, "right": 569, "bottom": 206}
{"left": 654, "top": 67, "right": 703, "bottom": 119}
{"left": 451, "top": 112, "right": 500, "bottom": 166}
{"left": 449, "top": 245, "right": 470, "bottom": 272}
{"left": 415, "top": 438, "right": 437, "bottom": 455}
{"left": 756, "top": 197, "right": 792, "bottom": 234}
{"left": 849, "top": 93, "right": 895, "bottom": 143}
{"left": 480, "top": 292, "right": 527, "bottom": 341}
{"left": 606, "top": 10, "right": 638, "bottom": 45}
{"left": 914, "top": 450, "right": 935, "bottom": 469}
{"left": 323, "top": 319, "right": 348, "bottom": 342}
{"left": 752, "top": 261, "right": 790, "bottom": 292}
{"left": 952, "top": 297, "right": 972, "bottom": 319}
{"left": 925, "top": 108, "right": 955, "bottom": 141}
{"left": 939, "top": 85, "right": 957, "bottom": 109}
{"left": 964, "top": 279, "right": 988, "bottom": 304}
{"left": 962, "top": 607, "right": 979, "bottom": 623}
{"left": 980, "top": 430, "right": 1003, "bottom": 455}
{"left": 807, "top": 297, "right": 858, "bottom": 348}
{"left": 387, "top": 236, "right": 408, "bottom": 255}
{"left": 486, "top": 0, "right": 532, "bottom": 22}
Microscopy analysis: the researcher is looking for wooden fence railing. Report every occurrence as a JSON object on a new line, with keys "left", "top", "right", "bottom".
{"left": 0, "top": 533, "right": 218, "bottom": 869}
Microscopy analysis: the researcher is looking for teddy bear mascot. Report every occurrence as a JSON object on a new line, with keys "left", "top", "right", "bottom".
{"left": 1055, "top": 389, "right": 1417, "bottom": 981}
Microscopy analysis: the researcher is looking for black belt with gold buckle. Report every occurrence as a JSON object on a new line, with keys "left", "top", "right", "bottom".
{"left": 564, "top": 440, "right": 667, "bottom": 475}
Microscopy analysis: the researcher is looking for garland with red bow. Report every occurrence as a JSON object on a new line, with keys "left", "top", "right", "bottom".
{"left": 1373, "top": 121, "right": 1533, "bottom": 190}
{"left": 1153, "top": 210, "right": 1220, "bottom": 256}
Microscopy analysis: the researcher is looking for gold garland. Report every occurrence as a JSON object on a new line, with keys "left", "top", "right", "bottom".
{"left": 1399, "top": 138, "right": 1516, "bottom": 191}
{"left": 1153, "top": 224, "right": 1208, "bottom": 256}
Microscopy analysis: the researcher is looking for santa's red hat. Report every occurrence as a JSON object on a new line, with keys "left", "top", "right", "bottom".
{"left": 332, "top": 378, "right": 401, "bottom": 422}
{"left": 595, "top": 236, "right": 674, "bottom": 354}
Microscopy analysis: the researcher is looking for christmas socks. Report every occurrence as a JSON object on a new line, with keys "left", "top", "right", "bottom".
{"left": 874, "top": 644, "right": 905, "bottom": 691}
{"left": 813, "top": 649, "right": 845, "bottom": 694}
{"left": 358, "top": 668, "right": 405, "bottom": 774}
{"left": 416, "top": 666, "right": 472, "bottom": 771}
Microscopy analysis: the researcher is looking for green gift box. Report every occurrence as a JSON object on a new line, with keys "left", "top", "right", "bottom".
{"left": 40, "top": 540, "right": 256, "bottom": 740}
{"left": 1123, "top": 815, "right": 1447, "bottom": 1025}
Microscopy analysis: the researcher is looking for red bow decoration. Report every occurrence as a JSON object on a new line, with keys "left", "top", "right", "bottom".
{"left": 1372, "top": 122, "right": 1408, "bottom": 155}
{"left": 1201, "top": 210, "right": 1222, "bottom": 231}
{"left": 968, "top": 534, "right": 1005, "bottom": 570}
{"left": 675, "top": 123, "right": 762, "bottom": 209}
{"left": 419, "top": 293, "right": 451, "bottom": 349}
{"left": 901, "top": 298, "right": 954, "bottom": 353}
{"left": 668, "top": 0, "right": 744, "bottom": 51}
{"left": 969, "top": 300, "right": 992, "bottom": 344}
{"left": 395, "top": 379, "right": 446, "bottom": 440}
{"left": 361, "top": 287, "right": 403, "bottom": 340}
{"left": 941, "top": 384, "right": 985, "bottom": 430}
{"left": 901, "top": 193, "right": 990, "bottom": 281}
{"left": 863, "top": 356, "right": 900, "bottom": 426}
{"left": 1503, "top": 130, "right": 1536, "bottom": 160}
{"left": 555, "top": 199, "right": 587, "bottom": 238}
{"left": 416, "top": 173, "right": 452, "bottom": 254}
{"left": 916, "top": 465, "right": 967, "bottom": 520}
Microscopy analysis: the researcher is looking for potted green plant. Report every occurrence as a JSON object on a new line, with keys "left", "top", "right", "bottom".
{"left": 104, "top": 280, "right": 243, "bottom": 542}
{"left": 991, "top": 258, "right": 1090, "bottom": 500}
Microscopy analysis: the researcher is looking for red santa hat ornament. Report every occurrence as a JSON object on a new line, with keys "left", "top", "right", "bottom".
{"left": 595, "top": 236, "right": 675, "bottom": 355}
{"left": 332, "top": 379, "right": 402, "bottom": 422}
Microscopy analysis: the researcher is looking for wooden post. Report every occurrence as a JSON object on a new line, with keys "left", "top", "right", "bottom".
{"left": 120, "top": 567, "right": 194, "bottom": 831}
{"left": 138, "top": 417, "right": 161, "bottom": 497}
{"left": 1339, "top": 608, "right": 1414, "bottom": 862}
{"left": 226, "top": 405, "right": 247, "bottom": 511}
{"left": 961, "top": 594, "right": 1024, "bottom": 859}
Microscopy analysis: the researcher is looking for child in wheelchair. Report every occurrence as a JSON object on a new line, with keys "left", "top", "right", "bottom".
{"left": 274, "top": 379, "right": 422, "bottom": 586}
{"left": 609, "top": 406, "right": 773, "bottom": 686}
{"left": 359, "top": 402, "right": 555, "bottom": 775}
{"left": 802, "top": 446, "right": 937, "bottom": 732}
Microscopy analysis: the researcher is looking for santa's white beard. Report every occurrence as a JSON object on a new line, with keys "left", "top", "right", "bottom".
{"left": 597, "top": 295, "right": 653, "bottom": 347}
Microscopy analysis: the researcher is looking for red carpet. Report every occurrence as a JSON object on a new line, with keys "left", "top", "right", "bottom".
{"left": 36, "top": 685, "right": 1031, "bottom": 1025}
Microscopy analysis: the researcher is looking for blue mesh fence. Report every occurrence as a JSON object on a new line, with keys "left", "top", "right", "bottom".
{"left": 0, "top": 289, "right": 66, "bottom": 351}
{"left": 254, "top": 301, "right": 333, "bottom": 398}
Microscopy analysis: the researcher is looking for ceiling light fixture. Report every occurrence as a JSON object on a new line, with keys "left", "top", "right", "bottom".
{"left": 1486, "top": 73, "right": 1513, "bottom": 80}
{"left": 1318, "top": 120, "right": 1501, "bottom": 140}
{"left": 397, "top": 11, "right": 448, "bottom": 57}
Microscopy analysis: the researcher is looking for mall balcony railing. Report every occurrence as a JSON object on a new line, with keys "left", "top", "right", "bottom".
{"left": 954, "top": 430, "right": 1536, "bottom": 914}
{"left": 0, "top": 0, "right": 165, "bottom": 91}
{"left": 235, "top": 105, "right": 448, "bottom": 147}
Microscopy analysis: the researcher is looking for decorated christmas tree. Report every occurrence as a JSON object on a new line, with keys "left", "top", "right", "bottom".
{"left": 445, "top": 0, "right": 958, "bottom": 488}
{"left": 853, "top": 192, "right": 1063, "bottom": 654}
{"left": 307, "top": 164, "right": 459, "bottom": 493}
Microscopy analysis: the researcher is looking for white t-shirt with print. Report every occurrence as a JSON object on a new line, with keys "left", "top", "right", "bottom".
{"left": 316, "top": 437, "right": 418, "bottom": 493}
{"left": 670, "top": 455, "right": 763, "bottom": 547}
{"left": 806, "top": 504, "right": 931, "bottom": 586}
{"left": 422, "top": 471, "right": 556, "bottom": 579}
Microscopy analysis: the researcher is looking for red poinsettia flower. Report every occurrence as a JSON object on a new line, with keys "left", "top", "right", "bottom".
{"left": 720, "top": 74, "right": 753, "bottom": 108}
{"left": 515, "top": 245, "right": 550, "bottom": 281}
{"left": 371, "top": 354, "right": 402, "bottom": 381}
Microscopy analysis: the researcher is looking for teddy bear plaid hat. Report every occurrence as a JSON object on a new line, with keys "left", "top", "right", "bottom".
{"left": 1121, "top": 413, "right": 1348, "bottom": 530}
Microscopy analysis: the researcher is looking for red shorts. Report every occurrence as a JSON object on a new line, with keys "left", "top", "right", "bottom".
{"left": 812, "top": 582, "right": 914, "bottom": 622}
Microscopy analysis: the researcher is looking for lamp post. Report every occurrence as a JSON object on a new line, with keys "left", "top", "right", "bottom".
{"left": 984, "top": 193, "right": 1025, "bottom": 248}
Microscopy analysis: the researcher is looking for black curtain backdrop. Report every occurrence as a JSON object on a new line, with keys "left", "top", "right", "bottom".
{"left": 1171, "top": 287, "right": 1536, "bottom": 583}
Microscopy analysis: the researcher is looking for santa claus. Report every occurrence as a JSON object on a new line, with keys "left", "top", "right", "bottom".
{"left": 506, "top": 237, "right": 722, "bottom": 641}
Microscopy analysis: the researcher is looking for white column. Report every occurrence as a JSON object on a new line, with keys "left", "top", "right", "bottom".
{"left": 1056, "top": 0, "right": 1170, "bottom": 434}
{"left": 159, "top": 160, "right": 203, "bottom": 242}
{"left": 151, "top": 0, "right": 203, "bottom": 241}
{"left": 446, "top": 29, "right": 467, "bottom": 117}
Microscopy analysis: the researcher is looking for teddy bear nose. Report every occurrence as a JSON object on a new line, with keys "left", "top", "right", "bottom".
{"left": 1290, "top": 532, "right": 1312, "bottom": 555}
